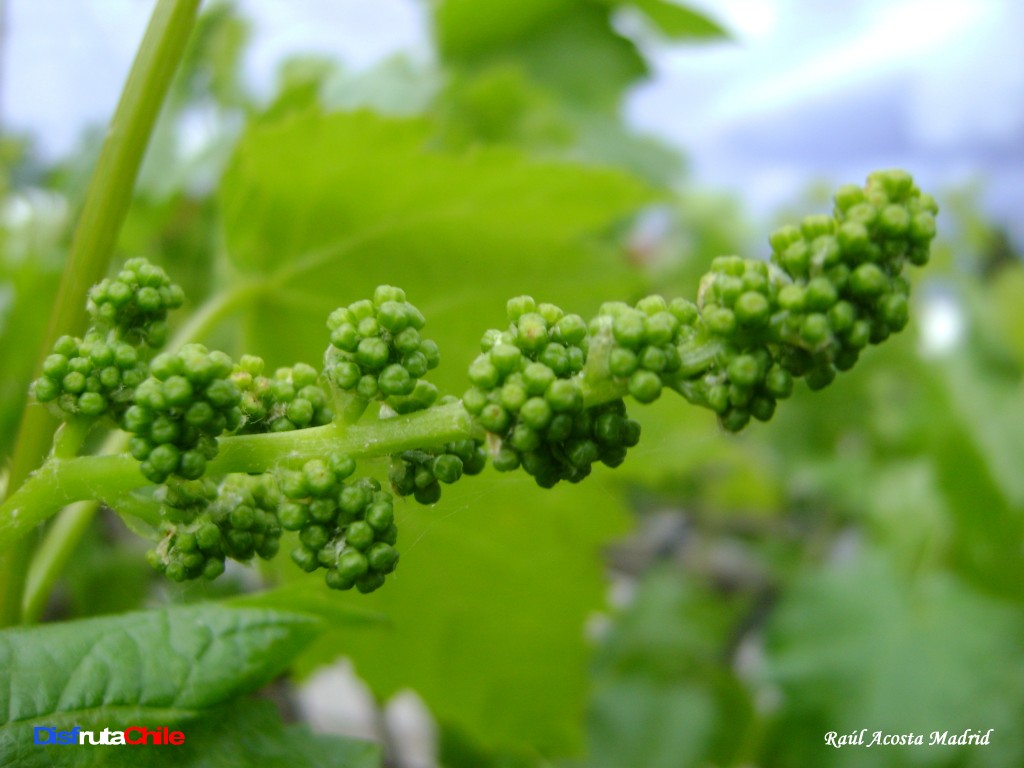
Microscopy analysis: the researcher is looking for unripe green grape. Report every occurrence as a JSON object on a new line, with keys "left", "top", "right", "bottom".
{"left": 846, "top": 320, "right": 872, "bottom": 349}
{"left": 769, "top": 224, "right": 802, "bottom": 253}
{"left": 520, "top": 397, "right": 552, "bottom": 430}
{"left": 506, "top": 295, "right": 536, "bottom": 321}
{"left": 850, "top": 263, "right": 888, "bottom": 298}
{"left": 703, "top": 306, "right": 736, "bottom": 336}
{"left": 78, "top": 392, "right": 106, "bottom": 417}
{"left": 413, "top": 482, "right": 441, "bottom": 505}
{"left": 805, "top": 277, "right": 838, "bottom": 311}
{"left": 764, "top": 366, "right": 793, "bottom": 399}
{"left": 522, "top": 362, "right": 556, "bottom": 395}
{"left": 367, "top": 543, "right": 399, "bottom": 574}
{"left": 728, "top": 355, "right": 761, "bottom": 388}
{"left": 612, "top": 313, "right": 646, "bottom": 348}
{"left": 356, "top": 572, "right": 386, "bottom": 594}
{"left": 546, "top": 379, "right": 582, "bottom": 412}
{"left": 539, "top": 344, "right": 570, "bottom": 376}
{"left": 414, "top": 465, "right": 435, "bottom": 490}
{"left": 878, "top": 204, "right": 910, "bottom": 236}
{"left": 833, "top": 183, "right": 865, "bottom": 212}
{"left": 553, "top": 314, "right": 587, "bottom": 345}
{"left": 639, "top": 346, "right": 667, "bottom": 373}
{"left": 669, "top": 298, "right": 698, "bottom": 325}
{"left": 834, "top": 348, "right": 860, "bottom": 371}
{"left": 325, "top": 569, "right": 354, "bottom": 590}
{"left": 710, "top": 255, "right": 745, "bottom": 276}
{"left": 479, "top": 403, "right": 511, "bottom": 432}
{"left": 403, "top": 351, "right": 429, "bottom": 378}
{"left": 880, "top": 293, "right": 909, "bottom": 330}
{"left": 339, "top": 484, "right": 370, "bottom": 516}
{"left": 628, "top": 370, "right": 661, "bottom": 404}
{"left": 462, "top": 387, "right": 488, "bottom": 415}
{"left": 355, "top": 337, "right": 390, "bottom": 370}
{"left": 278, "top": 502, "right": 308, "bottom": 530}
{"left": 492, "top": 446, "right": 521, "bottom": 472}
{"left": 517, "top": 313, "right": 549, "bottom": 352}
{"left": 337, "top": 549, "right": 369, "bottom": 579}
{"left": 366, "top": 502, "right": 394, "bottom": 531}
{"left": 379, "top": 364, "right": 413, "bottom": 396}
{"left": 500, "top": 382, "right": 528, "bottom": 412}
{"left": 801, "top": 314, "right": 831, "bottom": 346}
{"left": 780, "top": 241, "right": 810, "bottom": 277}
{"left": 331, "top": 324, "right": 360, "bottom": 351}
{"left": 827, "top": 301, "right": 856, "bottom": 333}
{"left": 331, "top": 361, "right": 360, "bottom": 389}
{"left": 735, "top": 292, "right": 771, "bottom": 326}
{"left": 609, "top": 347, "right": 639, "bottom": 377}
{"left": 801, "top": 214, "right": 835, "bottom": 239}
{"left": 356, "top": 319, "right": 380, "bottom": 342}
{"left": 394, "top": 327, "right": 421, "bottom": 354}
{"left": 356, "top": 375, "right": 379, "bottom": 400}
{"left": 301, "top": 524, "right": 331, "bottom": 550}
{"left": 469, "top": 356, "right": 500, "bottom": 389}
{"left": 566, "top": 439, "right": 599, "bottom": 468}
{"left": 489, "top": 343, "right": 522, "bottom": 373}
{"left": 719, "top": 408, "right": 750, "bottom": 432}
{"left": 178, "top": 451, "right": 207, "bottom": 480}
{"left": 805, "top": 364, "right": 837, "bottom": 391}
{"left": 537, "top": 302, "right": 564, "bottom": 326}
{"left": 329, "top": 453, "right": 357, "bottom": 479}
{"left": 292, "top": 546, "right": 319, "bottom": 572}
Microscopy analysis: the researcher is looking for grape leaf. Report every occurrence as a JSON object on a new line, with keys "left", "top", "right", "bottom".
{"left": 293, "top": 476, "right": 631, "bottom": 756}
{"left": 0, "top": 604, "right": 319, "bottom": 767}
{"left": 615, "top": 0, "right": 728, "bottom": 39}
{"left": 100, "top": 700, "right": 379, "bottom": 768}
{"left": 218, "top": 109, "right": 652, "bottom": 393}
{"left": 434, "top": 0, "right": 646, "bottom": 110}
{"left": 760, "top": 551, "right": 1024, "bottom": 768}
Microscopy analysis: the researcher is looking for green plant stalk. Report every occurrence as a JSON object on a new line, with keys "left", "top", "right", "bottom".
{"left": 21, "top": 278, "right": 264, "bottom": 622}
{"left": 1, "top": 341, "right": 731, "bottom": 559}
{"left": 0, "top": 0, "right": 201, "bottom": 626}
{"left": 0, "top": 402, "right": 483, "bottom": 550}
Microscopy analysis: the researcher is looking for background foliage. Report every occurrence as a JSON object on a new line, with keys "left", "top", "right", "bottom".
{"left": 1, "top": 1, "right": 1021, "bottom": 766}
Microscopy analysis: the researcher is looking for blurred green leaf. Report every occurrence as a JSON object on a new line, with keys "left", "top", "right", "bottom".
{"left": 434, "top": 0, "right": 574, "bottom": 62}
{"left": 584, "top": 567, "right": 754, "bottom": 767}
{"left": 434, "top": 0, "right": 646, "bottom": 110}
{"left": 294, "top": 477, "right": 630, "bottom": 756}
{"left": 218, "top": 110, "right": 653, "bottom": 389}
{"left": 0, "top": 604, "right": 319, "bottom": 767}
{"left": 938, "top": 344, "right": 1024, "bottom": 509}
{"left": 605, "top": 0, "right": 728, "bottom": 39}
{"left": 101, "top": 700, "right": 379, "bottom": 768}
{"left": 760, "top": 550, "right": 1024, "bottom": 767}
{"left": 228, "top": 583, "right": 389, "bottom": 629}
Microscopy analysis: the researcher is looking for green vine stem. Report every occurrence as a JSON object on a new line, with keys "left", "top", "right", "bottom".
{"left": 0, "top": 401, "right": 484, "bottom": 550}
{"left": 0, "top": 0, "right": 201, "bottom": 626}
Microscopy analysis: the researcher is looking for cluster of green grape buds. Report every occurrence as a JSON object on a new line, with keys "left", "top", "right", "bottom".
{"left": 32, "top": 333, "right": 147, "bottom": 419}
{"left": 324, "top": 285, "right": 441, "bottom": 410}
{"left": 464, "top": 297, "right": 642, "bottom": 487}
{"left": 230, "top": 355, "right": 333, "bottom": 433}
{"left": 388, "top": 439, "right": 487, "bottom": 504}
{"left": 588, "top": 296, "right": 699, "bottom": 403}
{"left": 278, "top": 455, "right": 400, "bottom": 593}
{"left": 122, "top": 344, "right": 242, "bottom": 482}
{"left": 146, "top": 475, "right": 282, "bottom": 582}
{"left": 31, "top": 258, "right": 182, "bottom": 420}
{"left": 87, "top": 257, "right": 184, "bottom": 346}
{"left": 681, "top": 169, "right": 937, "bottom": 430}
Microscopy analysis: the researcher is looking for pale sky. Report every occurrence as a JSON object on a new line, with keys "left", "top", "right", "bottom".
{"left": 2, "top": 0, "right": 1022, "bottom": 240}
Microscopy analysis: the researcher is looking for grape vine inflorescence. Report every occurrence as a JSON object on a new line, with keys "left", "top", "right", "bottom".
{"left": 29, "top": 170, "right": 936, "bottom": 593}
